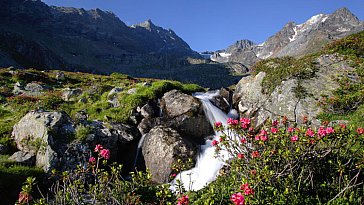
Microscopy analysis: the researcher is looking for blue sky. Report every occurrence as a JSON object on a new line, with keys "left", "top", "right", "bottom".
{"left": 42, "top": 0, "right": 364, "bottom": 52}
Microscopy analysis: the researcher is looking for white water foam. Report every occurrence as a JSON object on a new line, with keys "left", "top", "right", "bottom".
{"left": 170, "top": 91, "right": 232, "bottom": 191}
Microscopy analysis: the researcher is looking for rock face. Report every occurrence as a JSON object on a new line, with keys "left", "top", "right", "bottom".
{"left": 0, "top": 0, "right": 198, "bottom": 73}
{"left": 142, "top": 126, "right": 196, "bottom": 183}
{"left": 233, "top": 54, "right": 356, "bottom": 126}
{"left": 212, "top": 8, "right": 364, "bottom": 67}
{"left": 12, "top": 110, "right": 74, "bottom": 172}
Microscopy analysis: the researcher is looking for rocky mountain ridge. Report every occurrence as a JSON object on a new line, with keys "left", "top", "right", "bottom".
{"left": 211, "top": 8, "right": 364, "bottom": 67}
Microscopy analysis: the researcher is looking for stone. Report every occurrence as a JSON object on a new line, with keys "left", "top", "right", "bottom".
{"left": 107, "top": 87, "right": 123, "bottom": 108}
{"left": 138, "top": 101, "right": 159, "bottom": 119}
{"left": 161, "top": 90, "right": 200, "bottom": 118}
{"left": 127, "top": 88, "right": 137, "bottom": 95}
{"left": 137, "top": 117, "right": 163, "bottom": 135}
{"left": 12, "top": 110, "right": 75, "bottom": 172}
{"left": 13, "top": 82, "right": 24, "bottom": 95}
{"left": 55, "top": 71, "right": 65, "bottom": 81}
{"left": 142, "top": 126, "right": 196, "bottom": 183}
{"left": 9, "top": 151, "right": 36, "bottom": 166}
{"left": 160, "top": 90, "right": 214, "bottom": 143}
{"left": 62, "top": 88, "right": 83, "bottom": 101}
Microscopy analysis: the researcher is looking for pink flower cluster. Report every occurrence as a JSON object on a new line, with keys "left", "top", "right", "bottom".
{"left": 290, "top": 135, "right": 299, "bottom": 142}
{"left": 240, "top": 183, "right": 254, "bottom": 196}
{"left": 251, "top": 151, "right": 260, "bottom": 158}
{"left": 93, "top": 144, "right": 110, "bottom": 160}
{"left": 287, "top": 127, "right": 295, "bottom": 133}
{"left": 357, "top": 127, "right": 364, "bottom": 135}
{"left": 255, "top": 129, "right": 268, "bottom": 142}
{"left": 305, "top": 128, "right": 315, "bottom": 137}
{"left": 212, "top": 140, "right": 219, "bottom": 146}
{"left": 238, "top": 153, "right": 245, "bottom": 159}
{"left": 318, "top": 127, "right": 335, "bottom": 138}
{"left": 177, "top": 195, "right": 189, "bottom": 205}
{"left": 230, "top": 192, "right": 245, "bottom": 205}
{"left": 89, "top": 157, "right": 96, "bottom": 164}
{"left": 214, "top": 121, "right": 222, "bottom": 128}
{"left": 228, "top": 118, "right": 239, "bottom": 126}
{"left": 240, "top": 118, "right": 251, "bottom": 129}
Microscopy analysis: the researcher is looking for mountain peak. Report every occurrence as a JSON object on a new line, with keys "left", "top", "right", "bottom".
{"left": 331, "top": 7, "right": 360, "bottom": 23}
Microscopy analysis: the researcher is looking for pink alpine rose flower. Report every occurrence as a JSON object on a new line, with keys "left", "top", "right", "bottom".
{"left": 94, "top": 144, "right": 103, "bottom": 152}
{"left": 100, "top": 149, "right": 110, "bottom": 159}
{"left": 227, "top": 118, "right": 239, "bottom": 126}
{"left": 240, "top": 118, "right": 251, "bottom": 129}
{"left": 260, "top": 135, "right": 268, "bottom": 142}
{"left": 318, "top": 127, "right": 326, "bottom": 137}
{"left": 230, "top": 192, "right": 245, "bottom": 205}
{"left": 212, "top": 140, "right": 219, "bottom": 146}
{"left": 287, "top": 127, "right": 295, "bottom": 133}
{"left": 240, "top": 138, "right": 247, "bottom": 143}
{"left": 238, "top": 153, "right": 245, "bottom": 159}
{"left": 291, "top": 135, "right": 298, "bottom": 142}
{"left": 272, "top": 120, "right": 279, "bottom": 127}
{"left": 240, "top": 183, "right": 254, "bottom": 196}
{"left": 270, "top": 127, "right": 278, "bottom": 134}
{"left": 177, "top": 195, "right": 189, "bottom": 205}
{"left": 214, "top": 121, "right": 222, "bottom": 128}
{"left": 260, "top": 129, "right": 268, "bottom": 135}
{"left": 325, "top": 127, "right": 335, "bottom": 135}
{"left": 252, "top": 151, "right": 260, "bottom": 158}
{"left": 305, "top": 128, "right": 315, "bottom": 137}
{"left": 89, "top": 157, "right": 96, "bottom": 164}
{"left": 357, "top": 127, "right": 364, "bottom": 135}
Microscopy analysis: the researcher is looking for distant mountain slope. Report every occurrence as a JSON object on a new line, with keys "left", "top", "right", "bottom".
{"left": 0, "top": 0, "right": 199, "bottom": 72}
{"left": 211, "top": 8, "right": 364, "bottom": 67}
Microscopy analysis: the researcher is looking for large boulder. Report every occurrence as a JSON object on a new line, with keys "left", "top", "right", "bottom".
{"left": 160, "top": 90, "right": 213, "bottom": 144}
{"left": 142, "top": 126, "right": 196, "bottom": 183}
{"left": 233, "top": 54, "right": 356, "bottom": 126}
{"left": 12, "top": 110, "right": 75, "bottom": 172}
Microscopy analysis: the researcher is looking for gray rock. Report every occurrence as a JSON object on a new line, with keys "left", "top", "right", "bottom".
{"left": 55, "top": 71, "right": 65, "bottom": 81}
{"left": 24, "top": 82, "right": 45, "bottom": 96}
{"left": 127, "top": 88, "right": 137, "bottom": 95}
{"left": 137, "top": 117, "right": 163, "bottom": 135}
{"left": 160, "top": 90, "right": 213, "bottom": 143}
{"left": 13, "top": 82, "right": 24, "bottom": 95}
{"left": 138, "top": 101, "right": 159, "bottom": 119}
{"left": 209, "top": 88, "right": 231, "bottom": 113}
{"left": 142, "top": 126, "right": 196, "bottom": 183}
{"left": 12, "top": 110, "right": 75, "bottom": 172}
{"left": 107, "top": 87, "right": 123, "bottom": 107}
{"left": 161, "top": 90, "right": 200, "bottom": 118}
{"left": 233, "top": 54, "right": 357, "bottom": 127}
{"left": 9, "top": 151, "right": 36, "bottom": 166}
{"left": 62, "top": 88, "right": 83, "bottom": 101}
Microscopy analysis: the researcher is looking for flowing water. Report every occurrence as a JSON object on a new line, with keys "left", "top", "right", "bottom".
{"left": 170, "top": 90, "right": 234, "bottom": 191}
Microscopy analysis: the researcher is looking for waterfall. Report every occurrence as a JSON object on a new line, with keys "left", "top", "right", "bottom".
{"left": 170, "top": 90, "right": 232, "bottom": 191}
{"left": 133, "top": 134, "right": 147, "bottom": 168}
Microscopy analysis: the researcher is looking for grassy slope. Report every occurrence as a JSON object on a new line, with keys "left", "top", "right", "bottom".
{"left": 0, "top": 68, "right": 204, "bottom": 203}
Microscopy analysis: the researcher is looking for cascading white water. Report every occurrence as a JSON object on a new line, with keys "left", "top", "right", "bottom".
{"left": 170, "top": 90, "right": 234, "bottom": 191}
